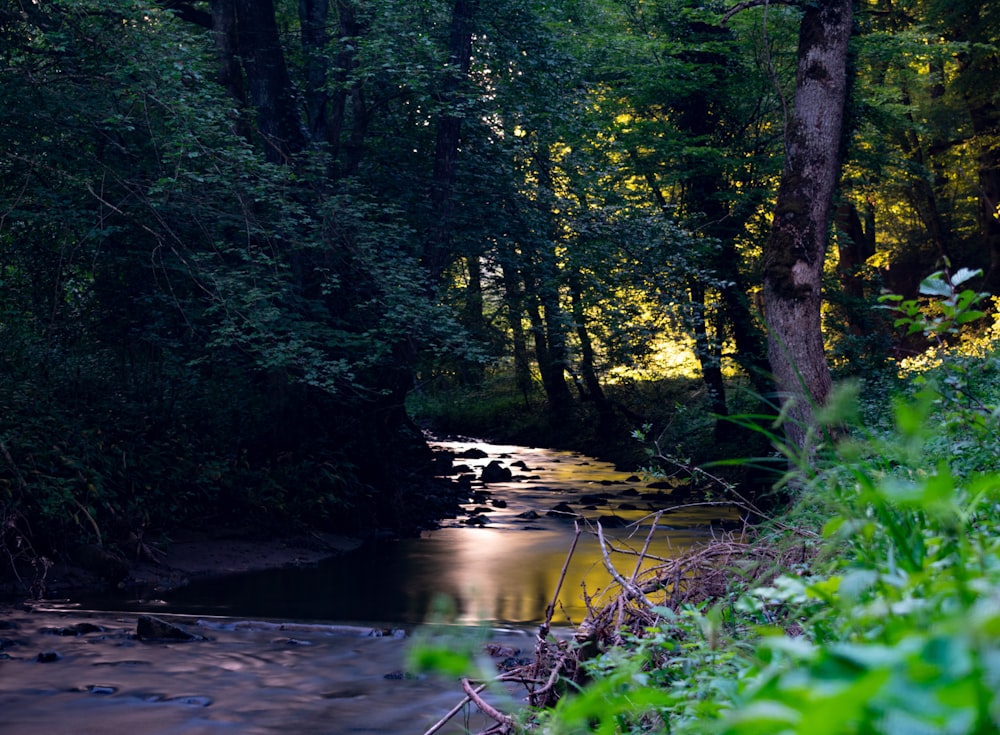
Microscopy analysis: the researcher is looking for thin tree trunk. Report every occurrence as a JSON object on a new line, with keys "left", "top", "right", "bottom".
{"left": 688, "top": 278, "right": 728, "bottom": 422}
{"left": 762, "top": 0, "right": 853, "bottom": 453}
{"left": 326, "top": 1, "right": 368, "bottom": 176}
{"left": 460, "top": 253, "right": 487, "bottom": 384}
{"left": 425, "top": 0, "right": 478, "bottom": 282}
{"left": 524, "top": 269, "right": 572, "bottom": 411}
{"left": 967, "top": 100, "right": 1000, "bottom": 291}
{"left": 298, "top": 0, "right": 330, "bottom": 143}
{"left": 568, "top": 274, "right": 615, "bottom": 433}
{"left": 500, "top": 259, "right": 534, "bottom": 407}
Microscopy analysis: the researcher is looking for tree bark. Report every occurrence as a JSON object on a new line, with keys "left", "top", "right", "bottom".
{"left": 233, "top": 0, "right": 306, "bottom": 164}
{"left": 762, "top": 0, "right": 853, "bottom": 452}
{"left": 298, "top": 0, "right": 330, "bottom": 143}
{"left": 209, "top": 0, "right": 244, "bottom": 105}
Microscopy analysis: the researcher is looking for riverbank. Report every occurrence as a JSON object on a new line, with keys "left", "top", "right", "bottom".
{"left": 28, "top": 527, "right": 365, "bottom": 600}
{"left": 5, "top": 466, "right": 466, "bottom": 601}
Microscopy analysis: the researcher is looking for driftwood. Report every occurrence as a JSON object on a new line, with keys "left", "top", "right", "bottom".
{"left": 423, "top": 515, "right": 808, "bottom": 733}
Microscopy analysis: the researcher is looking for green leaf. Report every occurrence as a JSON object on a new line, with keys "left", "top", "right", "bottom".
{"left": 918, "top": 272, "right": 952, "bottom": 297}
{"left": 955, "top": 309, "right": 986, "bottom": 324}
{"left": 950, "top": 267, "right": 982, "bottom": 287}
{"left": 407, "top": 645, "right": 474, "bottom": 677}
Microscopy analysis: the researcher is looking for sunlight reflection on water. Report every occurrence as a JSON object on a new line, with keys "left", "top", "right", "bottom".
{"left": 122, "top": 438, "right": 738, "bottom": 627}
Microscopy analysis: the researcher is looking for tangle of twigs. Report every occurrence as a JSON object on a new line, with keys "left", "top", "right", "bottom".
{"left": 425, "top": 514, "right": 813, "bottom": 733}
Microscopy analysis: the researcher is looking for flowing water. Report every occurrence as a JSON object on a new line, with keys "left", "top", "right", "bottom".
{"left": 1, "top": 438, "right": 737, "bottom": 734}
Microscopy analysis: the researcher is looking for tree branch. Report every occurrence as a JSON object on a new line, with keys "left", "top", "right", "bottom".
{"left": 461, "top": 678, "right": 514, "bottom": 730}
{"left": 157, "top": 1, "right": 213, "bottom": 29}
{"left": 595, "top": 522, "right": 653, "bottom": 611}
{"left": 720, "top": 0, "right": 799, "bottom": 26}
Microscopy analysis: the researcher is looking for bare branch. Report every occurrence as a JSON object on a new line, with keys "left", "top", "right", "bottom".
{"left": 421, "top": 683, "right": 486, "bottom": 735}
{"left": 596, "top": 522, "right": 653, "bottom": 611}
{"left": 461, "top": 678, "right": 514, "bottom": 730}
{"left": 538, "top": 521, "right": 582, "bottom": 642}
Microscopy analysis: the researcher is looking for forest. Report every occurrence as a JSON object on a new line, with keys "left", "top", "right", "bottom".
{"left": 4, "top": 1, "right": 1000, "bottom": 731}
{"left": 1, "top": 0, "right": 999, "bottom": 596}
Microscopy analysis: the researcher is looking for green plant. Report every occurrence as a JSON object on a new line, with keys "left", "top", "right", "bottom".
{"left": 525, "top": 330, "right": 1000, "bottom": 734}
{"left": 878, "top": 266, "right": 989, "bottom": 342}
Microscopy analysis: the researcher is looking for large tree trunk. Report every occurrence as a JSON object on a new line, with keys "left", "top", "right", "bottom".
{"left": 762, "top": 0, "right": 853, "bottom": 452}
{"left": 233, "top": 0, "right": 306, "bottom": 163}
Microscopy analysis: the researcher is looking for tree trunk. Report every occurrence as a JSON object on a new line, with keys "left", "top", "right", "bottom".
{"left": 967, "top": 99, "right": 1000, "bottom": 291}
{"left": 519, "top": 212, "right": 574, "bottom": 412}
{"left": 233, "top": 0, "right": 306, "bottom": 163}
{"left": 898, "top": 77, "right": 954, "bottom": 260}
{"left": 208, "top": 0, "right": 245, "bottom": 106}
{"left": 568, "top": 274, "right": 615, "bottom": 433}
{"left": 327, "top": 1, "right": 367, "bottom": 176}
{"left": 688, "top": 278, "right": 728, "bottom": 420}
{"left": 298, "top": 0, "right": 330, "bottom": 143}
{"left": 834, "top": 200, "right": 874, "bottom": 303}
{"left": 928, "top": 0, "right": 1000, "bottom": 291}
{"left": 424, "top": 0, "right": 478, "bottom": 282}
{"left": 459, "top": 253, "right": 487, "bottom": 384}
{"left": 500, "top": 258, "right": 534, "bottom": 407}
{"left": 762, "top": 0, "right": 853, "bottom": 452}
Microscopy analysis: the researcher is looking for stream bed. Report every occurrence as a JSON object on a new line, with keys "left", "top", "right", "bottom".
{"left": 1, "top": 438, "right": 737, "bottom": 734}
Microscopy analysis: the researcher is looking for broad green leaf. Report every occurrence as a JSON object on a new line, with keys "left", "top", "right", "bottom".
{"left": 950, "top": 267, "right": 982, "bottom": 287}
{"left": 919, "top": 272, "right": 952, "bottom": 296}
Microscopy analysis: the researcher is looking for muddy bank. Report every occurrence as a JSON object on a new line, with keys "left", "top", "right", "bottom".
{"left": 27, "top": 529, "right": 365, "bottom": 600}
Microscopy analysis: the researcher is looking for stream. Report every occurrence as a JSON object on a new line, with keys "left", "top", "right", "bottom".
{"left": 0, "top": 438, "right": 737, "bottom": 734}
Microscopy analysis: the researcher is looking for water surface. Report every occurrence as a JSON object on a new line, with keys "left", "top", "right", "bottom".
{"left": 81, "top": 438, "right": 736, "bottom": 627}
{"left": 1, "top": 439, "right": 736, "bottom": 734}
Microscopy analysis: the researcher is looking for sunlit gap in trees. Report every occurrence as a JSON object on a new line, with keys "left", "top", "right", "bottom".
{"left": 605, "top": 332, "right": 702, "bottom": 384}
{"left": 896, "top": 298, "right": 1000, "bottom": 375}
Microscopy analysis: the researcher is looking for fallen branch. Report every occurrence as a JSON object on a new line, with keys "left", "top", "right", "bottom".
{"left": 527, "top": 647, "right": 573, "bottom": 708}
{"left": 462, "top": 678, "right": 514, "bottom": 730}
{"left": 596, "top": 521, "right": 653, "bottom": 612}
{"left": 428, "top": 509, "right": 817, "bottom": 728}
{"left": 539, "top": 521, "right": 581, "bottom": 643}
{"left": 421, "top": 682, "right": 487, "bottom": 735}
{"left": 630, "top": 510, "right": 662, "bottom": 583}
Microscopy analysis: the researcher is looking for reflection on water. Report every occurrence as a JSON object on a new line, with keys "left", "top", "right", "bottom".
{"left": 91, "top": 438, "right": 736, "bottom": 627}
{"left": 2, "top": 440, "right": 738, "bottom": 735}
{"left": 160, "top": 526, "right": 713, "bottom": 626}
